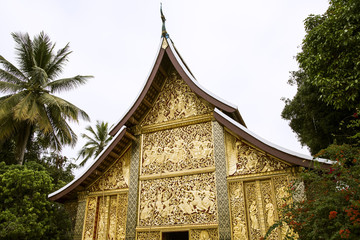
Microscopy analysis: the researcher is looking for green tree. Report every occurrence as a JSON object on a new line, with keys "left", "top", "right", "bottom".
{"left": 0, "top": 161, "right": 73, "bottom": 240}
{"left": 297, "top": 0, "right": 360, "bottom": 110}
{"left": 282, "top": 70, "right": 356, "bottom": 154}
{"left": 264, "top": 145, "right": 360, "bottom": 239}
{"left": 77, "top": 120, "right": 113, "bottom": 166}
{"left": 0, "top": 32, "right": 92, "bottom": 165}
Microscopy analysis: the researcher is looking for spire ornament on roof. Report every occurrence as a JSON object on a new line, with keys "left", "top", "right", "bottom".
{"left": 160, "top": 3, "right": 169, "bottom": 38}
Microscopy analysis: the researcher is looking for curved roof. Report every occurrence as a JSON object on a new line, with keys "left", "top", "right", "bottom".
{"left": 109, "top": 37, "right": 246, "bottom": 136}
{"left": 49, "top": 34, "right": 332, "bottom": 202}
{"left": 213, "top": 108, "right": 333, "bottom": 168}
{"left": 48, "top": 126, "right": 132, "bottom": 202}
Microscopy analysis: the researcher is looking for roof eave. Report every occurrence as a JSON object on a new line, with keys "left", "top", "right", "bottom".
{"left": 48, "top": 126, "right": 128, "bottom": 202}
{"left": 213, "top": 108, "right": 333, "bottom": 168}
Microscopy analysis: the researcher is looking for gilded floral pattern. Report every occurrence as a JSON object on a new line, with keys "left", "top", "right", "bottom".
{"left": 229, "top": 181, "right": 248, "bottom": 240}
{"left": 138, "top": 172, "right": 217, "bottom": 226}
{"left": 141, "top": 71, "right": 212, "bottom": 126}
{"left": 190, "top": 229, "right": 219, "bottom": 240}
{"left": 142, "top": 122, "right": 214, "bottom": 175}
{"left": 137, "top": 231, "right": 160, "bottom": 240}
{"left": 89, "top": 149, "right": 130, "bottom": 191}
{"left": 225, "top": 133, "right": 290, "bottom": 176}
{"left": 82, "top": 194, "right": 127, "bottom": 240}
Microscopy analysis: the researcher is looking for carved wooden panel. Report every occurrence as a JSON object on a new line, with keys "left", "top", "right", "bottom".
{"left": 190, "top": 229, "right": 219, "bottom": 240}
{"left": 138, "top": 172, "right": 217, "bottom": 226}
{"left": 225, "top": 133, "right": 291, "bottom": 176}
{"left": 82, "top": 194, "right": 128, "bottom": 240}
{"left": 89, "top": 149, "right": 130, "bottom": 192}
{"left": 229, "top": 177, "right": 289, "bottom": 240}
{"left": 83, "top": 197, "right": 98, "bottom": 240}
{"left": 245, "top": 182, "right": 262, "bottom": 239}
{"left": 229, "top": 181, "right": 248, "bottom": 240}
{"left": 141, "top": 71, "right": 212, "bottom": 126}
{"left": 137, "top": 231, "right": 160, "bottom": 240}
{"left": 142, "top": 122, "right": 214, "bottom": 175}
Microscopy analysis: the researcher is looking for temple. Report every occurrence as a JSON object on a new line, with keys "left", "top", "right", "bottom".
{"left": 49, "top": 9, "right": 332, "bottom": 240}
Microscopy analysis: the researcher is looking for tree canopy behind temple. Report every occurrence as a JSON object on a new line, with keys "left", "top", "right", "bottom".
{"left": 0, "top": 32, "right": 92, "bottom": 165}
{"left": 282, "top": 0, "right": 360, "bottom": 154}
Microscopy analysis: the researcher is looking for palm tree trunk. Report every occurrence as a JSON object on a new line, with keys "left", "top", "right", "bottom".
{"left": 14, "top": 124, "right": 32, "bottom": 165}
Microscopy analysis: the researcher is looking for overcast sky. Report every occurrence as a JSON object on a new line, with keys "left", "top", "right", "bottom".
{"left": 1, "top": 0, "right": 329, "bottom": 174}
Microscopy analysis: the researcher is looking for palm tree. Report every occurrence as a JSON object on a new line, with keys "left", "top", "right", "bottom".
{"left": 0, "top": 32, "right": 92, "bottom": 165}
{"left": 77, "top": 120, "right": 113, "bottom": 166}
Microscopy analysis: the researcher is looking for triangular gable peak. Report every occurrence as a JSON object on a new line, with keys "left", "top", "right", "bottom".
{"left": 109, "top": 37, "right": 246, "bottom": 136}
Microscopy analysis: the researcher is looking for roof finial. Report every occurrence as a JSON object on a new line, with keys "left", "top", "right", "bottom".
{"left": 160, "top": 3, "right": 169, "bottom": 38}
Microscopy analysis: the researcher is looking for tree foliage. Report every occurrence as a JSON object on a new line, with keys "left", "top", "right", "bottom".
{"left": 265, "top": 145, "right": 360, "bottom": 239}
{"left": 297, "top": 0, "right": 360, "bottom": 110}
{"left": 282, "top": 0, "right": 360, "bottom": 153}
{"left": 0, "top": 161, "right": 74, "bottom": 240}
{"left": 77, "top": 120, "right": 113, "bottom": 166}
{"left": 0, "top": 32, "right": 92, "bottom": 164}
{"left": 282, "top": 70, "right": 357, "bottom": 154}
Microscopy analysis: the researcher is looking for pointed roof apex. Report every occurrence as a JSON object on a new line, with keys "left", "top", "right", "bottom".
{"left": 160, "top": 3, "right": 169, "bottom": 38}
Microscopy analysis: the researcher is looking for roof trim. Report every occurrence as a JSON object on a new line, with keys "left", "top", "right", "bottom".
{"left": 110, "top": 37, "right": 246, "bottom": 136}
{"left": 213, "top": 108, "right": 333, "bottom": 168}
{"left": 48, "top": 126, "right": 128, "bottom": 201}
{"left": 109, "top": 40, "right": 165, "bottom": 136}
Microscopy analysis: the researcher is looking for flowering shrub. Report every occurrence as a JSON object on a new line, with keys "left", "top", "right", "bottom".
{"left": 264, "top": 144, "right": 360, "bottom": 239}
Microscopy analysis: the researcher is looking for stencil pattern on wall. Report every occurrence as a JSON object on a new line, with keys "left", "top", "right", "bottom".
{"left": 89, "top": 149, "right": 130, "bottom": 192}
{"left": 142, "top": 122, "right": 214, "bottom": 175}
{"left": 225, "top": 132, "right": 291, "bottom": 176}
{"left": 141, "top": 71, "right": 212, "bottom": 126}
{"left": 138, "top": 172, "right": 217, "bottom": 226}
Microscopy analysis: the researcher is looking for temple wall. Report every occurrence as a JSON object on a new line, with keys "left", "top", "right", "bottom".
{"left": 70, "top": 71, "right": 299, "bottom": 240}
{"left": 225, "top": 131, "right": 295, "bottom": 240}
{"left": 81, "top": 148, "right": 131, "bottom": 240}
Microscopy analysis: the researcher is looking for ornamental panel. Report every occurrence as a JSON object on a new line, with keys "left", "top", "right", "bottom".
{"left": 82, "top": 194, "right": 128, "bottom": 240}
{"left": 141, "top": 71, "right": 213, "bottom": 126}
{"left": 89, "top": 149, "right": 131, "bottom": 192}
{"left": 138, "top": 172, "right": 217, "bottom": 226}
{"left": 190, "top": 229, "right": 219, "bottom": 240}
{"left": 225, "top": 132, "right": 291, "bottom": 176}
{"left": 141, "top": 122, "right": 214, "bottom": 175}
{"left": 136, "top": 231, "right": 160, "bottom": 240}
{"left": 229, "top": 181, "right": 248, "bottom": 240}
{"left": 229, "top": 176, "right": 291, "bottom": 240}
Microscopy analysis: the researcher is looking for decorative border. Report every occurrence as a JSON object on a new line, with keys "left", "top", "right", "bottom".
{"left": 139, "top": 166, "right": 215, "bottom": 180}
{"left": 212, "top": 121, "right": 232, "bottom": 240}
{"left": 88, "top": 188, "right": 129, "bottom": 196}
{"left": 136, "top": 223, "right": 218, "bottom": 232}
{"left": 140, "top": 114, "right": 212, "bottom": 134}
{"left": 74, "top": 192, "right": 87, "bottom": 240}
{"left": 125, "top": 139, "right": 141, "bottom": 240}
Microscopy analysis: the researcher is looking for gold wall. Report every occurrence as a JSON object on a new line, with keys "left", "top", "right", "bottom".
{"left": 225, "top": 132, "right": 295, "bottom": 240}
{"left": 75, "top": 71, "right": 298, "bottom": 240}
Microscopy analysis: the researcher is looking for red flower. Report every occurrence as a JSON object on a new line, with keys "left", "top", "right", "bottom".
{"left": 339, "top": 229, "right": 350, "bottom": 238}
{"left": 353, "top": 112, "right": 358, "bottom": 118}
{"left": 329, "top": 211, "right": 337, "bottom": 219}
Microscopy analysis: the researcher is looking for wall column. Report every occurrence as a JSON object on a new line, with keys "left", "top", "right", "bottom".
{"left": 73, "top": 191, "right": 88, "bottom": 240}
{"left": 212, "top": 121, "right": 232, "bottom": 240}
{"left": 125, "top": 137, "right": 141, "bottom": 240}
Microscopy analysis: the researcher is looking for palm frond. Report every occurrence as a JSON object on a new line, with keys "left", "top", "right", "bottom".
{"left": 32, "top": 31, "right": 53, "bottom": 69}
{"left": 30, "top": 66, "right": 48, "bottom": 87}
{"left": 11, "top": 32, "right": 36, "bottom": 74}
{"left": 39, "top": 93, "right": 90, "bottom": 122}
{"left": 46, "top": 43, "right": 71, "bottom": 79}
{"left": 47, "top": 75, "right": 92, "bottom": 93}
{"left": 0, "top": 55, "right": 27, "bottom": 81}
{"left": 0, "top": 80, "right": 23, "bottom": 93}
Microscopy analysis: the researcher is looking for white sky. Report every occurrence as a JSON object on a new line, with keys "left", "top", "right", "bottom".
{"left": 1, "top": 0, "right": 329, "bottom": 175}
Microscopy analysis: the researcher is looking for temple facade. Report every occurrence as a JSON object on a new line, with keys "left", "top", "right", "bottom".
{"left": 49, "top": 22, "right": 331, "bottom": 240}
